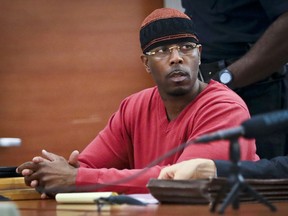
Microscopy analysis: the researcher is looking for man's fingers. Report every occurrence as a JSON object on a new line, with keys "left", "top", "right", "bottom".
{"left": 16, "top": 161, "right": 38, "bottom": 174}
{"left": 23, "top": 172, "right": 39, "bottom": 187}
{"left": 41, "top": 193, "right": 49, "bottom": 199}
{"left": 158, "top": 166, "right": 176, "bottom": 180}
{"left": 41, "top": 149, "right": 60, "bottom": 161}
{"left": 30, "top": 180, "right": 38, "bottom": 188}
{"left": 21, "top": 168, "right": 34, "bottom": 176}
{"left": 32, "top": 156, "right": 49, "bottom": 163}
{"left": 173, "top": 169, "right": 196, "bottom": 180}
{"left": 68, "top": 150, "right": 80, "bottom": 167}
{"left": 159, "top": 172, "right": 173, "bottom": 180}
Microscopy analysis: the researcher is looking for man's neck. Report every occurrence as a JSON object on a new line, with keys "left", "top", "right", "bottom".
{"left": 164, "top": 82, "right": 206, "bottom": 121}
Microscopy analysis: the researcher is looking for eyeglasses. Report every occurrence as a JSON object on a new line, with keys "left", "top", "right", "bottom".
{"left": 145, "top": 42, "right": 200, "bottom": 59}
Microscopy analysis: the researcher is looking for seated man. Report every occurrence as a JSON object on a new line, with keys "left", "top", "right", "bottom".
{"left": 17, "top": 8, "right": 259, "bottom": 197}
{"left": 158, "top": 156, "right": 288, "bottom": 180}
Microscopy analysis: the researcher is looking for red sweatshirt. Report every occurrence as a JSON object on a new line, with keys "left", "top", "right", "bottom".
{"left": 76, "top": 80, "right": 259, "bottom": 194}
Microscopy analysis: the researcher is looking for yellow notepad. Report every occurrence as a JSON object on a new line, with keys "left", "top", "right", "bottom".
{"left": 55, "top": 192, "right": 118, "bottom": 204}
{"left": 0, "top": 188, "right": 41, "bottom": 200}
{"left": 0, "top": 177, "right": 42, "bottom": 200}
{"left": 0, "top": 177, "right": 27, "bottom": 190}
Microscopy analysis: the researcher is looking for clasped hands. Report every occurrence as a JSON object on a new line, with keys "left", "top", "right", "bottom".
{"left": 16, "top": 149, "right": 79, "bottom": 198}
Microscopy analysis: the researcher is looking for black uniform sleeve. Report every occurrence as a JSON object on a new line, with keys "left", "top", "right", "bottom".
{"left": 215, "top": 156, "right": 288, "bottom": 179}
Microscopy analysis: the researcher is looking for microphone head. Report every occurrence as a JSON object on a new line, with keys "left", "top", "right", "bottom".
{"left": 242, "top": 110, "right": 288, "bottom": 138}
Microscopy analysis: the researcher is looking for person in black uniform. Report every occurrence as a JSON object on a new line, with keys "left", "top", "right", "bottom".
{"left": 180, "top": 0, "right": 288, "bottom": 159}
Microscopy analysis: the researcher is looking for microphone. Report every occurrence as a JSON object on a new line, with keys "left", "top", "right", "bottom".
{"left": 194, "top": 110, "right": 288, "bottom": 143}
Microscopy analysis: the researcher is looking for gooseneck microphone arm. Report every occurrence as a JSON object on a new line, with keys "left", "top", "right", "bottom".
{"left": 194, "top": 127, "right": 245, "bottom": 143}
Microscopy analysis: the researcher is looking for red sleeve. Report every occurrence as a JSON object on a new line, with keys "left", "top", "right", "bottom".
{"left": 76, "top": 97, "right": 163, "bottom": 194}
{"left": 78, "top": 99, "right": 133, "bottom": 168}
{"left": 76, "top": 166, "right": 161, "bottom": 194}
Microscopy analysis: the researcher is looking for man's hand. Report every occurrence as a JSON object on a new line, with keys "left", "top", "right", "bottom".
{"left": 16, "top": 149, "right": 79, "bottom": 198}
{"left": 158, "top": 159, "right": 217, "bottom": 180}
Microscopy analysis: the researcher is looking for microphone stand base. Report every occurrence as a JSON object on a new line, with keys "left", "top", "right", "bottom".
{"left": 210, "top": 176, "right": 277, "bottom": 214}
{"left": 210, "top": 138, "right": 277, "bottom": 214}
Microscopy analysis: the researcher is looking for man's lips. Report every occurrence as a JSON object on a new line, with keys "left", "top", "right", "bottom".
{"left": 168, "top": 70, "right": 188, "bottom": 82}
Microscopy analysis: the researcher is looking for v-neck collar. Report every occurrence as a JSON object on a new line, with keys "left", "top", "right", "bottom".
{"left": 156, "top": 92, "right": 198, "bottom": 133}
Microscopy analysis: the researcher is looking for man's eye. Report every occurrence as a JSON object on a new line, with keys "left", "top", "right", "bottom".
{"left": 156, "top": 47, "right": 167, "bottom": 53}
{"left": 182, "top": 44, "right": 194, "bottom": 50}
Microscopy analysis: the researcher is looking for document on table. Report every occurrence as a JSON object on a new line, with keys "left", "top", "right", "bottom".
{"left": 55, "top": 192, "right": 118, "bottom": 203}
{"left": 55, "top": 192, "right": 158, "bottom": 205}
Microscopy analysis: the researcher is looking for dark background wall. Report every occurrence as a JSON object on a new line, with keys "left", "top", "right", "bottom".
{"left": 0, "top": 0, "right": 163, "bottom": 166}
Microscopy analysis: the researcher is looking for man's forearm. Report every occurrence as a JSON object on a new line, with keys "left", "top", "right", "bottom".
{"left": 228, "top": 12, "right": 288, "bottom": 88}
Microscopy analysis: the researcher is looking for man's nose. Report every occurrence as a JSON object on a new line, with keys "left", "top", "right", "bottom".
{"left": 169, "top": 48, "right": 183, "bottom": 65}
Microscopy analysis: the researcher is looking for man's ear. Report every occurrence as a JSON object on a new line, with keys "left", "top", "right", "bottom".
{"left": 141, "top": 54, "right": 151, "bottom": 73}
{"left": 197, "top": 45, "right": 202, "bottom": 65}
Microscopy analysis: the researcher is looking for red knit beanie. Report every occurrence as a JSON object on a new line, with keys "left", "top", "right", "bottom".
{"left": 140, "top": 8, "right": 199, "bottom": 53}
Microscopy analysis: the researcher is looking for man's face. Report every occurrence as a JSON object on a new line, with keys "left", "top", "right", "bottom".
{"left": 141, "top": 42, "right": 201, "bottom": 97}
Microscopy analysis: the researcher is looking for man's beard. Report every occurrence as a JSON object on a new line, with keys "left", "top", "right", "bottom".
{"left": 167, "top": 87, "right": 190, "bottom": 97}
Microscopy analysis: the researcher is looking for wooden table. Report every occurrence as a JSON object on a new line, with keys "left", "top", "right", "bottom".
{"left": 2, "top": 199, "right": 287, "bottom": 216}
